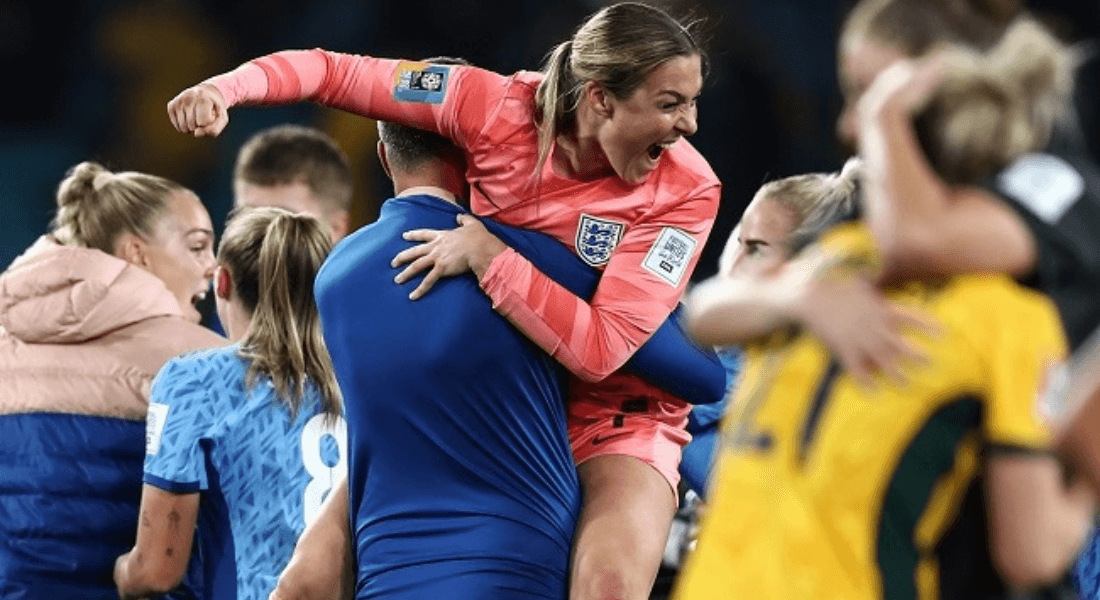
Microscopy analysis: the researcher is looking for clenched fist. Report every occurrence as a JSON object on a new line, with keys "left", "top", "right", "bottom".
{"left": 167, "top": 82, "right": 230, "bottom": 137}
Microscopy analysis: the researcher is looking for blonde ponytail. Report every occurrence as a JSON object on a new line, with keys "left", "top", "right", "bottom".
{"left": 760, "top": 157, "right": 864, "bottom": 255}
{"left": 52, "top": 161, "right": 182, "bottom": 253}
{"left": 534, "top": 40, "right": 579, "bottom": 178}
{"left": 219, "top": 208, "right": 341, "bottom": 420}
{"left": 917, "top": 16, "right": 1076, "bottom": 184}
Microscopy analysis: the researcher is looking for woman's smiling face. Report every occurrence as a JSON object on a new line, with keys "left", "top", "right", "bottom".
{"left": 595, "top": 54, "right": 703, "bottom": 184}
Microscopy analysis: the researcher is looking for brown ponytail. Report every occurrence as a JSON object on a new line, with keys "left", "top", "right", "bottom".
{"left": 218, "top": 207, "right": 341, "bottom": 419}
{"left": 532, "top": 2, "right": 707, "bottom": 179}
{"left": 533, "top": 40, "right": 580, "bottom": 178}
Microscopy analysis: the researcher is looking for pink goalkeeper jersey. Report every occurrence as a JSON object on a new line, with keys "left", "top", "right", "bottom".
{"left": 212, "top": 50, "right": 720, "bottom": 381}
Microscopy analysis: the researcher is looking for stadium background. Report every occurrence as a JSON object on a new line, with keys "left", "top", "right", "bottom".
{"left": 1, "top": 0, "right": 1095, "bottom": 277}
{"left": 0, "top": 0, "right": 1097, "bottom": 598}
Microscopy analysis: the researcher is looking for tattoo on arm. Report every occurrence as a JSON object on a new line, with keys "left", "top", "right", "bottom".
{"left": 165, "top": 509, "right": 182, "bottom": 557}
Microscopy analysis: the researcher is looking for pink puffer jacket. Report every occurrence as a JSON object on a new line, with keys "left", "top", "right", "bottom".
{"left": 0, "top": 236, "right": 224, "bottom": 599}
{"left": 0, "top": 236, "right": 225, "bottom": 420}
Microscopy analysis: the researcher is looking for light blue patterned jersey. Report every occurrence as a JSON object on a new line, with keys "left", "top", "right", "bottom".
{"left": 144, "top": 345, "right": 347, "bottom": 600}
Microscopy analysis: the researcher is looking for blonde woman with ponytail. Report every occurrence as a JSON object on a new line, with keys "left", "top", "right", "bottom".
{"left": 836, "top": 2, "right": 1100, "bottom": 580}
{"left": 168, "top": 4, "right": 720, "bottom": 599}
{"left": 835, "top": 0, "right": 1100, "bottom": 374}
{"left": 678, "top": 151, "right": 1094, "bottom": 599}
{"left": 685, "top": 157, "right": 924, "bottom": 378}
{"left": 680, "top": 159, "right": 880, "bottom": 496}
{"left": 115, "top": 208, "right": 347, "bottom": 600}
{"left": 0, "top": 161, "right": 223, "bottom": 600}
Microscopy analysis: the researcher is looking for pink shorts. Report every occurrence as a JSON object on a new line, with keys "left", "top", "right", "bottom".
{"left": 567, "top": 372, "right": 691, "bottom": 493}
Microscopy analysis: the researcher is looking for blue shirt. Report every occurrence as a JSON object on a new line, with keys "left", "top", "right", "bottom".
{"left": 144, "top": 345, "right": 347, "bottom": 600}
{"left": 1076, "top": 522, "right": 1100, "bottom": 599}
{"left": 316, "top": 193, "right": 728, "bottom": 599}
{"left": 680, "top": 348, "right": 741, "bottom": 497}
{"left": 316, "top": 195, "right": 580, "bottom": 599}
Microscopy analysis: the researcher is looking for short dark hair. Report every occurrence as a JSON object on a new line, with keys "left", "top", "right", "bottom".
{"left": 376, "top": 57, "right": 469, "bottom": 171}
{"left": 234, "top": 124, "right": 353, "bottom": 212}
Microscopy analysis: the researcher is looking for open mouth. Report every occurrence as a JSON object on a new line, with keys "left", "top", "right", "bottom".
{"left": 190, "top": 291, "right": 208, "bottom": 308}
{"left": 647, "top": 140, "right": 676, "bottom": 161}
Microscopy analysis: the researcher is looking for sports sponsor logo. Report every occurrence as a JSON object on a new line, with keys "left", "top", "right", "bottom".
{"left": 591, "top": 431, "right": 630, "bottom": 446}
{"left": 393, "top": 62, "right": 451, "bottom": 104}
{"left": 642, "top": 227, "right": 697, "bottom": 286}
{"left": 575, "top": 214, "right": 626, "bottom": 267}
{"left": 146, "top": 402, "right": 170, "bottom": 456}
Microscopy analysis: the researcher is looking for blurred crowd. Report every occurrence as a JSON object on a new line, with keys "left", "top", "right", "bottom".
{"left": 0, "top": 0, "right": 864, "bottom": 274}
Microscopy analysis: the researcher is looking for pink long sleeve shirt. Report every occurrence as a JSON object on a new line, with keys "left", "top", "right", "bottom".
{"left": 212, "top": 51, "right": 721, "bottom": 382}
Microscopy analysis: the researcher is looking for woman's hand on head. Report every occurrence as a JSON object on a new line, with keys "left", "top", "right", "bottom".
{"left": 856, "top": 53, "right": 947, "bottom": 128}
{"left": 391, "top": 214, "right": 508, "bottom": 300}
{"left": 167, "top": 82, "right": 229, "bottom": 137}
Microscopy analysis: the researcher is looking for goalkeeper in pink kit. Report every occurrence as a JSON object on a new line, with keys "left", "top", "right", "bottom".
{"left": 168, "top": 4, "right": 720, "bottom": 599}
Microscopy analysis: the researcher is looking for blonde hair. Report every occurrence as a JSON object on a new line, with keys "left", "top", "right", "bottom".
{"left": 52, "top": 161, "right": 185, "bottom": 253}
{"left": 533, "top": 2, "right": 706, "bottom": 177}
{"left": 915, "top": 17, "right": 1076, "bottom": 184}
{"left": 720, "top": 158, "right": 864, "bottom": 274}
{"left": 218, "top": 207, "right": 341, "bottom": 419}
{"left": 841, "top": 0, "right": 1021, "bottom": 58}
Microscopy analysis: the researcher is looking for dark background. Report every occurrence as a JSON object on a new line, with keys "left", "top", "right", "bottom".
{"left": 1, "top": 0, "right": 1097, "bottom": 280}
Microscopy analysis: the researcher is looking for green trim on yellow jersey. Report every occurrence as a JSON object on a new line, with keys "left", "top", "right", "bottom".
{"left": 675, "top": 224, "right": 1067, "bottom": 600}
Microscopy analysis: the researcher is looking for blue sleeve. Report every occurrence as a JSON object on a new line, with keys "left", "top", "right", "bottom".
{"left": 481, "top": 217, "right": 727, "bottom": 404}
{"left": 143, "top": 359, "right": 214, "bottom": 493}
{"left": 680, "top": 426, "right": 718, "bottom": 498}
{"left": 1076, "top": 523, "right": 1100, "bottom": 600}
{"left": 624, "top": 305, "right": 727, "bottom": 405}
{"left": 680, "top": 349, "right": 741, "bottom": 497}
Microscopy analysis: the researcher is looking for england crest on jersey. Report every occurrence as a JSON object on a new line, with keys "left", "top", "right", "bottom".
{"left": 576, "top": 214, "right": 626, "bottom": 267}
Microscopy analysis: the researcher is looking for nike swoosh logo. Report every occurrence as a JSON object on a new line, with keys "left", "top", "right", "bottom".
{"left": 591, "top": 432, "right": 629, "bottom": 446}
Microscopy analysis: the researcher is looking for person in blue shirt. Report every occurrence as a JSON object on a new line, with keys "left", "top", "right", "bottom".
{"left": 114, "top": 207, "right": 347, "bottom": 600}
{"left": 311, "top": 116, "right": 583, "bottom": 600}
{"left": 271, "top": 106, "right": 727, "bottom": 599}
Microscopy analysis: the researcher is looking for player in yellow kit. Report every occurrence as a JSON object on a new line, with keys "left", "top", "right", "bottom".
{"left": 676, "top": 221, "right": 1093, "bottom": 599}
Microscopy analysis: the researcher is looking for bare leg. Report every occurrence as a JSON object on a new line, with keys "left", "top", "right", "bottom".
{"left": 570, "top": 455, "right": 677, "bottom": 600}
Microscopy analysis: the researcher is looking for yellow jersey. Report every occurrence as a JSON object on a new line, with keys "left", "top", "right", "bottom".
{"left": 675, "top": 224, "right": 1067, "bottom": 600}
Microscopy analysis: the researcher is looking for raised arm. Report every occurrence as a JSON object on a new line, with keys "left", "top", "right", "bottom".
{"left": 685, "top": 229, "right": 931, "bottom": 385}
{"left": 856, "top": 58, "right": 1036, "bottom": 283}
{"left": 167, "top": 50, "right": 506, "bottom": 148}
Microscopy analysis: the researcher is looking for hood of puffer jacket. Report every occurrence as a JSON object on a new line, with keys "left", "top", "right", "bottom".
{"left": 0, "top": 237, "right": 188, "bottom": 343}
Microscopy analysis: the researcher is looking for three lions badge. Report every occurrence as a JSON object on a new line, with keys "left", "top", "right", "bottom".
{"left": 576, "top": 214, "right": 626, "bottom": 267}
